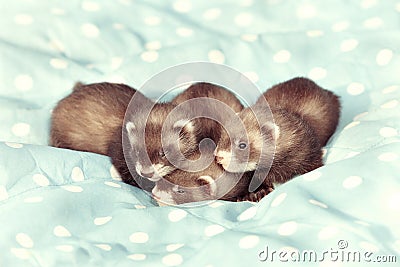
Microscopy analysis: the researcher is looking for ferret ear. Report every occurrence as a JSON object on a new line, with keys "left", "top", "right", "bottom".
{"left": 261, "top": 122, "right": 280, "bottom": 140}
{"left": 173, "top": 119, "right": 195, "bottom": 133}
{"left": 196, "top": 175, "right": 217, "bottom": 196}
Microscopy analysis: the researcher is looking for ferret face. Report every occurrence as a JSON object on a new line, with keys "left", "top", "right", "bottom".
{"left": 152, "top": 173, "right": 217, "bottom": 206}
{"left": 125, "top": 104, "right": 198, "bottom": 182}
{"left": 215, "top": 107, "right": 277, "bottom": 173}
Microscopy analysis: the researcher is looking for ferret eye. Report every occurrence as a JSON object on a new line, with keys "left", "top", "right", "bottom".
{"left": 177, "top": 189, "right": 185, "bottom": 194}
{"left": 238, "top": 143, "right": 247, "bottom": 149}
{"left": 158, "top": 150, "right": 166, "bottom": 158}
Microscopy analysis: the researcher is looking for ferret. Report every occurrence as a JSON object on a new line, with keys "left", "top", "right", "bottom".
{"left": 123, "top": 82, "right": 244, "bottom": 182}
{"left": 151, "top": 144, "right": 274, "bottom": 206}
{"left": 259, "top": 77, "right": 340, "bottom": 146}
{"left": 215, "top": 77, "right": 340, "bottom": 192}
{"left": 50, "top": 82, "right": 143, "bottom": 155}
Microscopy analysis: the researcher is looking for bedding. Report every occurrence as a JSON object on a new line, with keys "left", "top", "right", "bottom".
{"left": 1, "top": 0, "right": 400, "bottom": 266}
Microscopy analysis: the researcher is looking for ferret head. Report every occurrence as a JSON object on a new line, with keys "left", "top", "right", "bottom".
{"left": 215, "top": 106, "right": 278, "bottom": 173}
{"left": 125, "top": 103, "right": 199, "bottom": 182}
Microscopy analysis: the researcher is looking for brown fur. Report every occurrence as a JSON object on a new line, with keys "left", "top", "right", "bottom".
{"left": 259, "top": 77, "right": 341, "bottom": 146}
{"left": 50, "top": 82, "right": 142, "bottom": 155}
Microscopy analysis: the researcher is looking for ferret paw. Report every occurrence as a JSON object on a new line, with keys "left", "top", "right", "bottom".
{"left": 237, "top": 187, "right": 274, "bottom": 202}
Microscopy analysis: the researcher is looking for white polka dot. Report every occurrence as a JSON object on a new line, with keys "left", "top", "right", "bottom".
{"left": 361, "top": 0, "right": 377, "bottom": 8}
{"left": 318, "top": 226, "right": 339, "bottom": 240}
{"left": 306, "top": 30, "right": 324, "bottom": 37}
{"left": 379, "top": 127, "right": 398, "bottom": 137}
{"left": 128, "top": 253, "right": 146, "bottom": 260}
{"left": 141, "top": 51, "right": 158, "bottom": 63}
{"left": 129, "top": 232, "right": 149, "bottom": 243}
{"left": 309, "top": 199, "right": 328, "bottom": 209}
{"left": 176, "top": 27, "right": 193, "bottom": 37}
{"left": 380, "top": 99, "right": 399, "bottom": 109}
{"left": 378, "top": 152, "right": 398, "bottom": 162}
{"left": 363, "top": 17, "right": 383, "bottom": 29}
{"left": 110, "top": 57, "right": 123, "bottom": 70}
{"left": 243, "top": 71, "right": 259, "bottom": 83}
{"left": 208, "top": 50, "right": 225, "bottom": 64}
{"left": 53, "top": 225, "right": 71, "bottom": 237}
{"left": 237, "top": 206, "right": 257, "bottom": 221}
{"left": 347, "top": 82, "right": 365, "bottom": 95}
{"left": 82, "top": 1, "right": 100, "bottom": 11}
{"left": 162, "top": 253, "right": 183, "bottom": 266}
{"left": 94, "top": 216, "right": 112, "bottom": 226}
{"left": 81, "top": 23, "right": 100, "bottom": 38}
{"left": 14, "top": 14, "right": 33, "bottom": 25}
{"left": 173, "top": 0, "right": 191, "bottom": 13}
{"left": 24, "top": 196, "right": 43, "bottom": 203}
{"left": 296, "top": 4, "right": 316, "bottom": 19}
{"left": 240, "top": 0, "right": 253, "bottom": 6}
{"left": 0, "top": 185, "right": 9, "bottom": 201}
{"left": 278, "top": 221, "right": 298, "bottom": 236}
{"left": 145, "top": 41, "right": 162, "bottom": 51}
{"left": 204, "top": 224, "right": 225, "bottom": 237}
{"left": 50, "top": 8, "right": 66, "bottom": 15}
{"left": 359, "top": 241, "right": 379, "bottom": 252}
{"left": 273, "top": 50, "right": 291, "bottom": 63}
{"left": 308, "top": 67, "right": 327, "bottom": 80}
{"left": 5, "top": 142, "right": 23, "bottom": 148}
{"left": 49, "top": 39, "right": 65, "bottom": 52}
{"left": 271, "top": 192, "right": 287, "bottom": 207}
{"left": 344, "top": 151, "right": 360, "bottom": 159}
{"left": 396, "top": 3, "right": 400, "bottom": 12}
{"left": 113, "top": 23, "right": 125, "bottom": 30}
{"left": 104, "top": 181, "right": 121, "bottom": 188}
{"left": 168, "top": 209, "right": 187, "bottom": 222}
{"left": 10, "top": 248, "right": 30, "bottom": 259}
{"left": 33, "top": 174, "right": 49, "bottom": 187}
{"left": 55, "top": 53, "right": 70, "bottom": 66}
{"left": 208, "top": 201, "right": 224, "bottom": 208}
{"left": 144, "top": 16, "right": 161, "bottom": 26}
{"left": 16, "top": 233, "right": 34, "bottom": 248}
{"left": 238, "top": 235, "right": 259, "bottom": 249}
{"left": 343, "top": 121, "right": 360, "bottom": 130}
{"left": 342, "top": 176, "right": 363, "bottom": 189}
{"left": 382, "top": 85, "right": 399, "bottom": 94}
{"left": 387, "top": 192, "right": 400, "bottom": 211}
{"left": 332, "top": 21, "right": 349, "bottom": 32}
{"left": 14, "top": 74, "right": 33, "bottom": 91}
{"left": 203, "top": 8, "right": 221, "bottom": 20}
{"left": 376, "top": 49, "right": 393, "bottom": 66}
{"left": 302, "top": 170, "right": 322, "bottom": 181}
{"left": 61, "top": 185, "right": 83, "bottom": 193}
{"left": 56, "top": 245, "right": 74, "bottom": 252}
{"left": 71, "top": 167, "right": 85, "bottom": 182}
{"left": 234, "top": 13, "right": 253, "bottom": 27}
{"left": 340, "top": 39, "right": 359, "bottom": 52}
{"left": 166, "top": 243, "right": 184, "bottom": 252}
{"left": 134, "top": 204, "right": 146, "bottom": 209}
{"left": 354, "top": 220, "right": 370, "bottom": 226}
{"left": 95, "top": 244, "right": 112, "bottom": 251}
{"left": 353, "top": 111, "right": 368, "bottom": 121}
{"left": 12, "top": 123, "right": 30, "bottom": 137}
{"left": 110, "top": 165, "right": 122, "bottom": 180}
{"left": 241, "top": 34, "right": 258, "bottom": 42}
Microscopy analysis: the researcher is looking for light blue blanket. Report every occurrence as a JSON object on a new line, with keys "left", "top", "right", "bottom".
{"left": 1, "top": 0, "right": 399, "bottom": 266}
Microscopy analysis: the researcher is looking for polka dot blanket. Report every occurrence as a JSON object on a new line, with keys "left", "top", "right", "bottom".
{"left": 1, "top": 0, "right": 399, "bottom": 266}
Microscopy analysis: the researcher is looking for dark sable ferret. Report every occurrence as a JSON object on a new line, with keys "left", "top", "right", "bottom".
{"left": 259, "top": 77, "right": 341, "bottom": 146}
{"left": 215, "top": 77, "right": 340, "bottom": 199}
{"left": 50, "top": 82, "right": 144, "bottom": 155}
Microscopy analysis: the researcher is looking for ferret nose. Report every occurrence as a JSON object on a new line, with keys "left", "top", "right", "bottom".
{"left": 215, "top": 156, "right": 224, "bottom": 163}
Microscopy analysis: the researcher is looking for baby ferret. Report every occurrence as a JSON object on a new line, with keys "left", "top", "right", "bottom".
{"left": 124, "top": 82, "right": 244, "bottom": 182}
{"left": 260, "top": 77, "right": 340, "bottom": 146}
{"left": 215, "top": 77, "right": 340, "bottom": 195}
{"left": 152, "top": 144, "right": 273, "bottom": 206}
{"left": 50, "top": 82, "right": 143, "bottom": 155}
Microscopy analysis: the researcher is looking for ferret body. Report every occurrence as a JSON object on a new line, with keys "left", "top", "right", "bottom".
{"left": 215, "top": 77, "right": 340, "bottom": 189}
{"left": 259, "top": 77, "right": 340, "bottom": 146}
{"left": 50, "top": 82, "right": 141, "bottom": 155}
